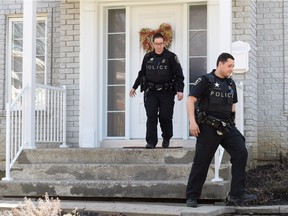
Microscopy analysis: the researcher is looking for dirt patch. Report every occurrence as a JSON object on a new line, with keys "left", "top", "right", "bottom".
{"left": 245, "top": 163, "right": 288, "bottom": 205}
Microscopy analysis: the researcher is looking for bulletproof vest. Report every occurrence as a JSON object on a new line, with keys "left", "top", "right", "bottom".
{"left": 198, "top": 73, "right": 234, "bottom": 118}
{"left": 145, "top": 55, "right": 172, "bottom": 83}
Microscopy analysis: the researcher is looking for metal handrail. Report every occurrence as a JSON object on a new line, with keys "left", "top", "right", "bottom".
{"left": 2, "top": 85, "right": 27, "bottom": 181}
{"left": 2, "top": 84, "right": 67, "bottom": 181}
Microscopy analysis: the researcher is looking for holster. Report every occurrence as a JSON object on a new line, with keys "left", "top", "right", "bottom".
{"left": 140, "top": 76, "right": 147, "bottom": 92}
{"left": 204, "top": 115, "right": 233, "bottom": 135}
{"left": 195, "top": 111, "right": 206, "bottom": 125}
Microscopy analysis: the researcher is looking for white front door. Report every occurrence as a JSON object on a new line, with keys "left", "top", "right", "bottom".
{"left": 129, "top": 4, "right": 185, "bottom": 139}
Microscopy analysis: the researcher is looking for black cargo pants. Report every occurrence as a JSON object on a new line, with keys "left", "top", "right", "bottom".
{"left": 186, "top": 123, "right": 248, "bottom": 200}
{"left": 144, "top": 90, "right": 175, "bottom": 147}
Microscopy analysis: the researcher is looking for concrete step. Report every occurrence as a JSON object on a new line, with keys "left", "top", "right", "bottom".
{"left": 10, "top": 163, "right": 230, "bottom": 181}
{"left": 1, "top": 147, "right": 232, "bottom": 200}
{"left": 0, "top": 179, "right": 230, "bottom": 200}
{"left": 16, "top": 148, "right": 197, "bottom": 164}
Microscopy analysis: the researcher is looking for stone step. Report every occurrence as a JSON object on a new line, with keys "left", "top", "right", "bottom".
{"left": 16, "top": 148, "right": 231, "bottom": 164}
{"left": 10, "top": 163, "right": 231, "bottom": 181}
{"left": 0, "top": 179, "right": 230, "bottom": 200}
{"left": 1, "top": 147, "right": 231, "bottom": 200}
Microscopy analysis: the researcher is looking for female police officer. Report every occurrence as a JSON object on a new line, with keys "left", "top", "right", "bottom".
{"left": 129, "top": 33, "right": 184, "bottom": 149}
{"left": 186, "top": 53, "right": 256, "bottom": 207}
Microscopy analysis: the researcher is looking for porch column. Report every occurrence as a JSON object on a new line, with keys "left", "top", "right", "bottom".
{"left": 219, "top": 0, "right": 232, "bottom": 52}
{"left": 207, "top": 0, "right": 232, "bottom": 70}
{"left": 22, "top": 0, "right": 36, "bottom": 149}
{"left": 79, "top": 0, "right": 98, "bottom": 147}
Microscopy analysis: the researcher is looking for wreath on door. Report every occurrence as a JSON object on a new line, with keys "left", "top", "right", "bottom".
{"left": 139, "top": 23, "right": 173, "bottom": 53}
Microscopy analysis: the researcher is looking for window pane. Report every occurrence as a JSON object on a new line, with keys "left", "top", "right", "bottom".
{"left": 107, "top": 112, "right": 125, "bottom": 136}
{"left": 36, "top": 56, "right": 45, "bottom": 72}
{"left": 12, "top": 22, "right": 23, "bottom": 39}
{"left": 36, "top": 39, "right": 45, "bottom": 55}
{"left": 189, "top": 5, "right": 207, "bottom": 29}
{"left": 108, "top": 34, "right": 125, "bottom": 59}
{"left": 13, "top": 40, "right": 23, "bottom": 52}
{"left": 189, "top": 31, "right": 207, "bottom": 56}
{"left": 11, "top": 72, "right": 22, "bottom": 100}
{"left": 108, "top": 60, "right": 125, "bottom": 85}
{"left": 12, "top": 55, "right": 22, "bottom": 72}
{"left": 36, "top": 72, "right": 45, "bottom": 84}
{"left": 36, "top": 21, "right": 46, "bottom": 38}
{"left": 107, "top": 86, "right": 125, "bottom": 111}
{"left": 189, "top": 57, "right": 207, "bottom": 84}
{"left": 108, "top": 9, "right": 125, "bottom": 33}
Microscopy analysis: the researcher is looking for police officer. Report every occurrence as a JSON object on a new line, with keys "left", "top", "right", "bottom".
{"left": 186, "top": 53, "right": 256, "bottom": 207}
{"left": 129, "top": 33, "right": 184, "bottom": 149}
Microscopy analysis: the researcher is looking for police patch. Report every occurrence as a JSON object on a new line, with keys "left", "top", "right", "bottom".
{"left": 192, "top": 77, "right": 202, "bottom": 86}
{"left": 175, "top": 56, "right": 180, "bottom": 64}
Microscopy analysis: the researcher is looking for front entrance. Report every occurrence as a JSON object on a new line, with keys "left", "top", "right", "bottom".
{"left": 129, "top": 4, "right": 185, "bottom": 139}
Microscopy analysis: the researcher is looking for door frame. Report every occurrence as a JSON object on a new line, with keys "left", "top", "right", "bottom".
{"left": 79, "top": 0, "right": 231, "bottom": 148}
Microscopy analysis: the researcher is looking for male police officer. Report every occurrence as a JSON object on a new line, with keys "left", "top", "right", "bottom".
{"left": 129, "top": 33, "right": 184, "bottom": 149}
{"left": 186, "top": 53, "right": 256, "bottom": 207}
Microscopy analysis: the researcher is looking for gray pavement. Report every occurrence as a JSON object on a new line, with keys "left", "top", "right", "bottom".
{"left": 1, "top": 199, "right": 288, "bottom": 216}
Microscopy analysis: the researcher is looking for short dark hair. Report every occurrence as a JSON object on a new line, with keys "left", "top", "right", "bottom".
{"left": 152, "top": 33, "right": 164, "bottom": 42}
{"left": 216, "top": 53, "right": 234, "bottom": 66}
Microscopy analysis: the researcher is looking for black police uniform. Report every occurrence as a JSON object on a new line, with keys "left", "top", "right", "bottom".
{"left": 132, "top": 48, "right": 184, "bottom": 147}
{"left": 186, "top": 70, "right": 248, "bottom": 200}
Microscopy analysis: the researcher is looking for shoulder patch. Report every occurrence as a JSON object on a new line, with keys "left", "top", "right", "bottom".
{"left": 174, "top": 55, "right": 180, "bottom": 64}
{"left": 192, "top": 77, "right": 202, "bottom": 86}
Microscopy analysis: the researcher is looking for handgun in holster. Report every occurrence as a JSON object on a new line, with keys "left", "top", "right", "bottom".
{"left": 195, "top": 110, "right": 206, "bottom": 125}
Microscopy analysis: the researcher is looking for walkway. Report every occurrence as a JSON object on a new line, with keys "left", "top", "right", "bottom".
{"left": 1, "top": 199, "right": 288, "bottom": 216}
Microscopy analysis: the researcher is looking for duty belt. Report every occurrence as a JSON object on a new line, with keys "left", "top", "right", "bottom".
{"left": 198, "top": 114, "right": 233, "bottom": 135}
{"left": 147, "top": 82, "right": 175, "bottom": 91}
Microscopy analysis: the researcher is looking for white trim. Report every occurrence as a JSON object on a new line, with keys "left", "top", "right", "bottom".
{"left": 22, "top": 0, "right": 36, "bottom": 149}
{"left": 98, "top": 3, "right": 105, "bottom": 142}
{"left": 219, "top": 0, "right": 232, "bottom": 53}
{"left": 182, "top": 3, "right": 189, "bottom": 140}
{"left": 79, "top": 0, "right": 98, "bottom": 147}
{"left": 125, "top": 6, "right": 131, "bottom": 140}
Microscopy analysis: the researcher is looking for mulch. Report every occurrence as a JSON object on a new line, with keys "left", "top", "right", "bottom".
{"left": 245, "top": 163, "right": 288, "bottom": 205}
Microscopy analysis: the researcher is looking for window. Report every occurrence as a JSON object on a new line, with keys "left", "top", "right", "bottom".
{"left": 188, "top": 5, "right": 207, "bottom": 136}
{"left": 106, "top": 9, "right": 126, "bottom": 137}
{"left": 188, "top": 5, "right": 207, "bottom": 90}
{"left": 8, "top": 17, "right": 47, "bottom": 102}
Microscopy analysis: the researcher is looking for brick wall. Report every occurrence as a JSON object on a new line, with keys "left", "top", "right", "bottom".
{"left": 256, "top": 0, "right": 288, "bottom": 163}
{"left": 58, "top": 0, "right": 80, "bottom": 147}
{"left": 232, "top": 0, "right": 258, "bottom": 167}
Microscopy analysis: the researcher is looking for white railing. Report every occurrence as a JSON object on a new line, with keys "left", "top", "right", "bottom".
{"left": 35, "top": 84, "right": 67, "bottom": 147}
{"left": 212, "top": 82, "right": 244, "bottom": 182}
{"left": 2, "top": 84, "right": 66, "bottom": 181}
{"left": 3, "top": 86, "right": 27, "bottom": 181}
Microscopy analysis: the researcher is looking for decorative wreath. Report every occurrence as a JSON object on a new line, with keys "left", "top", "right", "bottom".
{"left": 139, "top": 23, "right": 173, "bottom": 53}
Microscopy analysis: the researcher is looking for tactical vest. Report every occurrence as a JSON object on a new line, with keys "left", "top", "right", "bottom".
{"left": 145, "top": 54, "right": 172, "bottom": 83}
{"left": 198, "top": 73, "right": 234, "bottom": 119}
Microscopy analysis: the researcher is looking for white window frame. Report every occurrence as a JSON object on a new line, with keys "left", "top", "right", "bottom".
{"left": 6, "top": 16, "right": 47, "bottom": 105}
